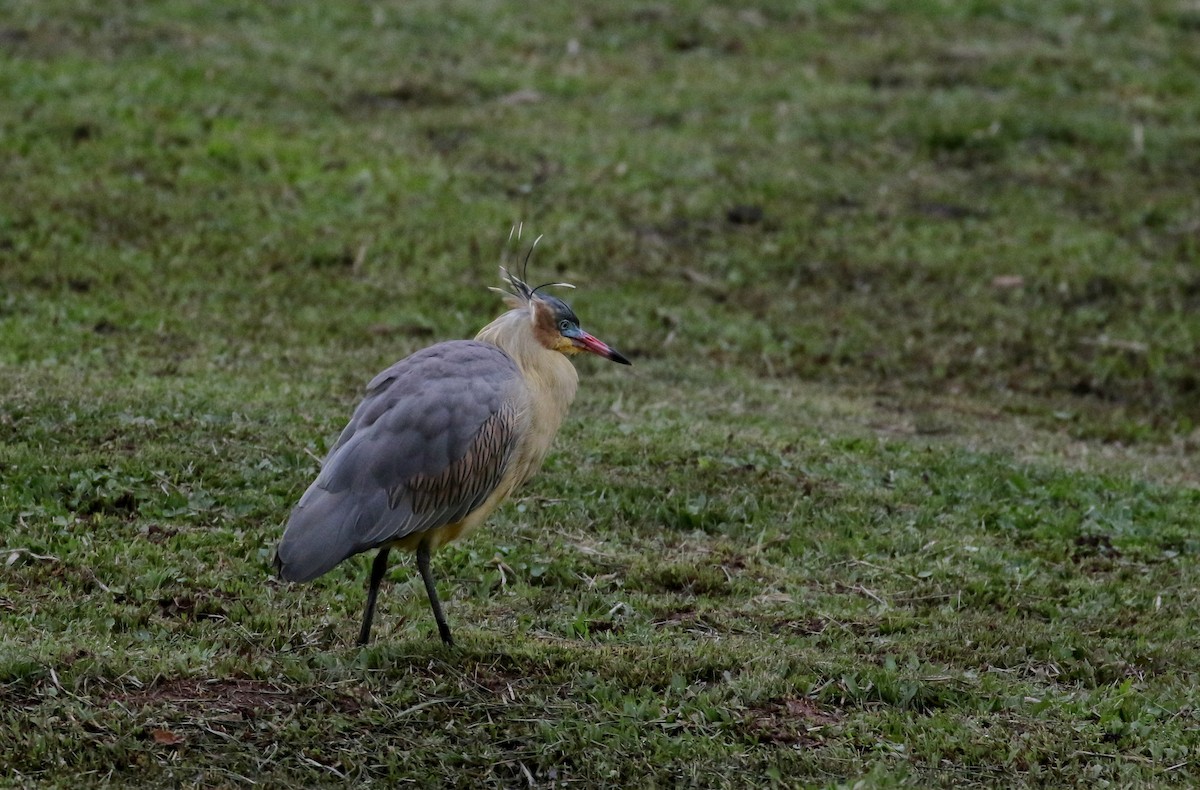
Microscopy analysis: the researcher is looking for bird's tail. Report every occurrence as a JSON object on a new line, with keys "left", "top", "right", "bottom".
{"left": 274, "top": 483, "right": 367, "bottom": 583}
{"left": 274, "top": 463, "right": 403, "bottom": 584}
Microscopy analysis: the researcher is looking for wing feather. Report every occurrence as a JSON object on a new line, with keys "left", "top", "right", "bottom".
{"left": 276, "top": 341, "right": 527, "bottom": 582}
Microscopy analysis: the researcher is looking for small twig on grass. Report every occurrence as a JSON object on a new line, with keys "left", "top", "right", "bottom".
{"left": 388, "top": 699, "right": 450, "bottom": 720}
{"left": 607, "top": 601, "right": 630, "bottom": 617}
{"left": 196, "top": 721, "right": 242, "bottom": 743}
{"left": 299, "top": 753, "right": 346, "bottom": 778}
{"left": 3, "top": 548, "right": 60, "bottom": 566}
{"left": 352, "top": 239, "right": 370, "bottom": 275}
{"left": 215, "top": 768, "right": 259, "bottom": 786}
{"left": 1072, "top": 750, "right": 1154, "bottom": 765}
{"left": 832, "top": 558, "right": 920, "bottom": 582}
{"left": 850, "top": 584, "right": 888, "bottom": 609}
{"left": 551, "top": 528, "right": 617, "bottom": 559}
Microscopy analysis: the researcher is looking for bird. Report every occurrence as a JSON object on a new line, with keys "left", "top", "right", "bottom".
{"left": 274, "top": 265, "right": 630, "bottom": 647}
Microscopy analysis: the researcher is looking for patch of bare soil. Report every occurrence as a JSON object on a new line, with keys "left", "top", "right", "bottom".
{"left": 111, "top": 677, "right": 364, "bottom": 719}
{"left": 744, "top": 697, "right": 842, "bottom": 746}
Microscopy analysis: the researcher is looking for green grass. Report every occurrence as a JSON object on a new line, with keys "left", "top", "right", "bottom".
{"left": 3, "top": 0, "right": 1200, "bottom": 786}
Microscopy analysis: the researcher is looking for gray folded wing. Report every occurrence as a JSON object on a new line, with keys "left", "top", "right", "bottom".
{"left": 276, "top": 341, "right": 526, "bottom": 582}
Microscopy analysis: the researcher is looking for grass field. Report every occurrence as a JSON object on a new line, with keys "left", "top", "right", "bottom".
{"left": 3, "top": 0, "right": 1200, "bottom": 786}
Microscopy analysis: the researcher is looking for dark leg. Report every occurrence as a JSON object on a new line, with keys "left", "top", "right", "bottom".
{"left": 358, "top": 547, "right": 391, "bottom": 646}
{"left": 416, "top": 540, "right": 454, "bottom": 646}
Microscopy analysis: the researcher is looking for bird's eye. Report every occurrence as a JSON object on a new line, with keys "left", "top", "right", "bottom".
{"left": 558, "top": 319, "right": 573, "bottom": 331}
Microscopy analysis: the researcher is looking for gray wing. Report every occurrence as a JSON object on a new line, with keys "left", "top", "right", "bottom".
{"left": 275, "top": 341, "right": 526, "bottom": 582}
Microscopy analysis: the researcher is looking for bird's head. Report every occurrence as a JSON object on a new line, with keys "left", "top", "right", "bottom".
{"left": 495, "top": 267, "right": 631, "bottom": 365}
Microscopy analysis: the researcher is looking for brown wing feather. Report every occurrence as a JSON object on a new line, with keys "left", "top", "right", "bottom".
{"left": 396, "top": 398, "right": 520, "bottom": 514}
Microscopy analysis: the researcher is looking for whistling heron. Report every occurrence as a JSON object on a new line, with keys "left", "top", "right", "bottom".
{"left": 274, "top": 266, "right": 630, "bottom": 646}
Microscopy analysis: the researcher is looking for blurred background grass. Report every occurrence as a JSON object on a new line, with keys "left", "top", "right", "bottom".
{"left": 4, "top": 0, "right": 1200, "bottom": 441}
